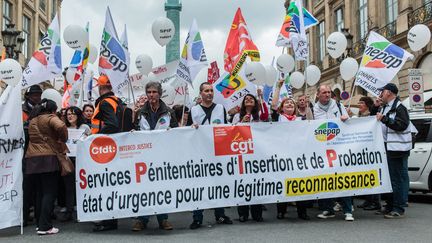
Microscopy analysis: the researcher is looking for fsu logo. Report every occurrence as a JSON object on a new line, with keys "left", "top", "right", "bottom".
{"left": 214, "top": 126, "right": 254, "bottom": 156}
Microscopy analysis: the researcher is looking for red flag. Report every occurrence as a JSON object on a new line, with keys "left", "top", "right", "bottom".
{"left": 207, "top": 61, "right": 220, "bottom": 84}
{"left": 224, "top": 8, "right": 260, "bottom": 76}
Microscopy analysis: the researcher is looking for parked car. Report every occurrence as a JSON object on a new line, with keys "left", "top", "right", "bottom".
{"left": 408, "top": 112, "right": 432, "bottom": 192}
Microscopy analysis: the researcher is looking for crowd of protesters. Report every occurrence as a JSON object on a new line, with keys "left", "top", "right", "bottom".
{"left": 20, "top": 76, "right": 414, "bottom": 235}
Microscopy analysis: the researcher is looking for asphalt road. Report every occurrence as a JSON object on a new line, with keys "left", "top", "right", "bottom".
{"left": 1, "top": 194, "right": 431, "bottom": 243}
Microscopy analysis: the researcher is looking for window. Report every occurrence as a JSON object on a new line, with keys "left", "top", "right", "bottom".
{"left": 335, "top": 8, "right": 344, "bottom": 31}
{"left": 2, "top": 0, "right": 12, "bottom": 31}
{"left": 411, "top": 119, "right": 432, "bottom": 143}
{"left": 317, "top": 21, "right": 325, "bottom": 61}
{"left": 358, "top": 0, "right": 368, "bottom": 40}
{"left": 22, "top": 16, "right": 31, "bottom": 59}
{"left": 386, "top": 0, "right": 398, "bottom": 23}
{"left": 39, "top": 0, "right": 46, "bottom": 12}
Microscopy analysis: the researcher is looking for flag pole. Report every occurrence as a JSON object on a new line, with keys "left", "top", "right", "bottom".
{"left": 128, "top": 77, "right": 136, "bottom": 107}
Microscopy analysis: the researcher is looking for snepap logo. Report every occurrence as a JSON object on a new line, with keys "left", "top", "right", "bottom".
{"left": 215, "top": 74, "right": 247, "bottom": 98}
{"left": 314, "top": 122, "right": 340, "bottom": 142}
{"left": 99, "top": 31, "right": 128, "bottom": 72}
{"left": 214, "top": 126, "right": 254, "bottom": 156}
{"left": 361, "top": 41, "right": 404, "bottom": 69}
{"left": 89, "top": 136, "right": 117, "bottom": 164}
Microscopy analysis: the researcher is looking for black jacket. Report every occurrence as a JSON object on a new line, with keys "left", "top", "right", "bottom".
{"left": 136, "top": 100, "right": 178, "bottom": 130}
{"left": 94, "top": 92, "right": 120, "bottom": 134}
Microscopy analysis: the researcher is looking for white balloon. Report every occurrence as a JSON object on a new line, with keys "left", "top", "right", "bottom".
{"left": 290, "top": 71, "right": 305, "bottom": 89}
{"left": 326, "top": 32, "right": 347, "bottom": 58}
{"left": 264, "top": 65, "right": 278, "bottom": 86}
{"left": 63, "top": 25, "right": 88, "bottom": 50}
{"left": 276, "top": 54, "right": 295, "bottom": 73}
{"left": 136, "top": 54, "right": 153, "bottom": 75}
{"left": 340, "top": 57, "right": 359, "bottom": 81}
{"left": 305, "top": 65, "right": 321, "bottom": 86}
{"left": 65, "top": 68, "right": 76, "bottom": 84}
{"left": 152, "top": 17, "right": 175, "bottom": 47}
{"left": 88, "top": 44, "right": 98, "bottom": 64}
{"left": 41, "top": 89, "right": 62, "bottom": 111}
{"left": 245, "top": 62, "right": 266, "bottom": 85}
{"left": 408, "top": 24, "right": 431, "bottom": 51}
{"left": 0, "top": 59, "right": 22, "bottom": 87}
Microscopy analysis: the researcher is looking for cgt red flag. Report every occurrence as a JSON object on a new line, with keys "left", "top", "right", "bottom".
{"left": 207, "top": 61, "right": 220, "bottom": 84}
{"left": 224, "top": 8, "right": 260, "bottom": 77}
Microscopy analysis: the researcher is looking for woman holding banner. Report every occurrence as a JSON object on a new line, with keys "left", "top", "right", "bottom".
{"left": 233, "top": 94, "right": 266, "bottom": 222}
{"left": 25, "top": 99, "right": 68, "bottom": 235}
{"left": 58, "top": 106, "right": 91, "bottom": 222}
{"left": 271, "top": 79, "right": 311, "bottom": 220}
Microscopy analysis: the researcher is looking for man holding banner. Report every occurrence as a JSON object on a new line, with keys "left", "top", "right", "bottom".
{"left": 374, "top": 83, "right": 412, "bottom": 218}
{"left": 314, "top": 85, "right": 354, "bottom": 221}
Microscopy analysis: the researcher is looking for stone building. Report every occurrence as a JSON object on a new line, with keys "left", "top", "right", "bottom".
{"left": 301, "top": 0, "right": 431, "bottom": 106}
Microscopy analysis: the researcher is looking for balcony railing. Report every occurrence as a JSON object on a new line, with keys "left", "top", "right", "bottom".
{"left": 377, "top": 20, "right": 397, "bottom": 39}
{"left": 408, "top": 1, "right": 432, "bottom": 28}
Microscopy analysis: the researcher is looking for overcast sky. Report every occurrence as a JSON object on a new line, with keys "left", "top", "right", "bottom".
{"left": 60, "top": 0, "right": 285, "bottom": 83}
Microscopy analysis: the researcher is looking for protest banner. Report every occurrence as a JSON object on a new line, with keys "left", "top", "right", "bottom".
{"left": 355, "top": 31, "right": 413, "bottom": 97}
{"left": 0, "top": 86, "right": 24, "bottom": 229}
{"left": 76, "top": 117, "right": 391, "bottom": 222}
{"left": 66, "top": 129, "right": 87, "bottom": 157}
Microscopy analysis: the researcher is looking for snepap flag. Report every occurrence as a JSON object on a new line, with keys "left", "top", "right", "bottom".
{"left": 276, "top": 0, "right": 317, "bottom": 60}
{"left": 355, "top": 31, "right": 413, "bottom": 97}
{"left": 68, "top": 22, "right": 90, "bottom": 83}
{"left": 98, "top": 7, "right": 130, "bottom": 93}
{"left": 176, "top": 19, "right": 208, "bottom": 86}
{"left": 224, "top": 8, "right": 260, "bottom": 77}
{"left": 22, "top": 14, "right": 62, "bottom": 89}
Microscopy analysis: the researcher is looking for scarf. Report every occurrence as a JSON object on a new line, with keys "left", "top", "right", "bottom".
{"left": 318, "top": 99, "right": 333, "bottom": 112}
{"left": 282, "top": 114, "right": 297, "bottom": 121}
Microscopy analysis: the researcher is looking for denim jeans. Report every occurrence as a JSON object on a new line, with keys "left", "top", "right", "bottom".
{"left": 386, "top": 155, "right": 409, "bottom": 213}
{"left": 193, "top": 208, "right": 225, "bottom": 223}
{"left": 138, "top": 214, "right": 168, "bottom": 225}
{"left": 319, "top": 197, "right": 352, "bottom": 214}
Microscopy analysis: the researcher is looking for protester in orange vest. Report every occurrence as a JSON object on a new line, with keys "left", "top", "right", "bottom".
{"left": 90, "top": 75, "right": 121, "bottom": 232}
{"left": 90, "top": 75, "right": 121, "bottom": 135}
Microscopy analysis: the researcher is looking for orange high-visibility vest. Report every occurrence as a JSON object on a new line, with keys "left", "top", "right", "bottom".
{"left": 90, "top": 96, "right": 119, "bottom": 134}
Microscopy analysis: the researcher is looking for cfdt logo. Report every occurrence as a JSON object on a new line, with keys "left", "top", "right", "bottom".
{"left": 214, "top": 126, "right": 254, "bottom": 156}
{"left": 314, "top": 122, "right": 341, "bottom": 142}
{"left": 89, "top": 136, "right": 117, "bottom": 164}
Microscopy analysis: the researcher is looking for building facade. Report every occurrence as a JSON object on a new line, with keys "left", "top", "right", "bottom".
{"left": 301, "top": 0, "right": 432, "bottom": 105}
{"left": 1, "top": 0, "right": 61, "bottom": 66}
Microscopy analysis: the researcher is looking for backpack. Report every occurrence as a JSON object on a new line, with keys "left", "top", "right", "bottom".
{"left": 106, "top": 97, "right": 134, "bottom": 132}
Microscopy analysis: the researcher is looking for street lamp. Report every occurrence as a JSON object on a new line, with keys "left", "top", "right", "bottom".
{"left": 1, "top": 23, "right": 24, "bottom": 60}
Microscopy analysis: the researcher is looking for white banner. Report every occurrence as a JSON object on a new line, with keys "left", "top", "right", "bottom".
{"left": 355, "top": 31, "right": 413, "bottom": 96}
{"left": 76, "top": 117, "right": 391, "bottom": 222}
{"left": 0, "top": 86, "right": 24, "bottom": 229}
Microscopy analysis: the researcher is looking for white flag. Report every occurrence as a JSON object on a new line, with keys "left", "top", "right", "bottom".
{"left": 176, "top": 19, "right": 208, "bottom": 86}
{"left": 98, "top": 7, "right": 130, "bottom": 94}
{"left": 21, "top": 14, "right": 62, "bottom": 89}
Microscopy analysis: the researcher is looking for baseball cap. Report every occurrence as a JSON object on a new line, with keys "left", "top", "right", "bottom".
{"left": 25, "top": 85, "right": 43, "bottom": 95}
{"left": 378, "top": 83, "right": 398, "bottom": 95}
{"left": 97, "top": 75, "right": 111, "bottom": 86}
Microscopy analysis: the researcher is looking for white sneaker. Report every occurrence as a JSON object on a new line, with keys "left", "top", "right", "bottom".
{"left": 37, "top": 227, "right": 59, "bottom": 235}
{"left": 317, "top": 211, "right": 335, "bottom": 219}
{"left": 345, "top": 213, "right": 354, "bottom": 221}
{"left": 333, "top": 202, "right": 342, "bottom": 212}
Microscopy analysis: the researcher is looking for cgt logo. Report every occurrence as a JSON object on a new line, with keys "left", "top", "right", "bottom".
{"left": 89, "top": 136, "right": 117, "bottom": 164}
{"left": 314, "top": 122, "right": 340, "bottom": 142}
{"left": 214, "top": 126, "right": 254, "bottom": 156}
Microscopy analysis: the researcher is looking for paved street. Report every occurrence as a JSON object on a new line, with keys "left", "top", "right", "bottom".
{"left": 1, "top": 194, "right": 431, "bottom": 243}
